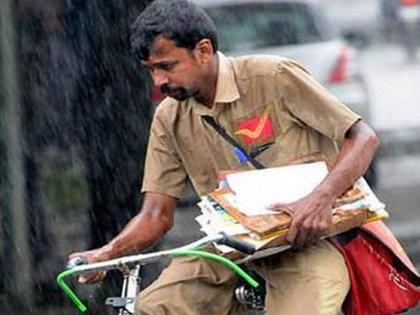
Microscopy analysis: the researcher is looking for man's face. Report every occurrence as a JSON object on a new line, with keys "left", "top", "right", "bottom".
{"left": 142, "top": 37, "right": 207, "bottom": 101}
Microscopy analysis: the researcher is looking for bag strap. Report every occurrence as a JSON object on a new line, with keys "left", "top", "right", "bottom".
{"left": 201, "top": 115, "right": 265, "bottom": 170}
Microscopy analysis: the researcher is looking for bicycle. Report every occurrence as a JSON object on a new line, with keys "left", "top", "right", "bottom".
{"left": 57, "top": 233, "right": 279, "bottom": 314}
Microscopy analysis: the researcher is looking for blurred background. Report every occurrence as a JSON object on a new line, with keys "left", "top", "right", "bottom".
{"left": 0, "top": 0, "right": 419, "bottom": 314}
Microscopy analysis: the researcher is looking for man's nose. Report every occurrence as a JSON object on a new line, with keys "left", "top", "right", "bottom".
{"left": 152, "top": 70, "right": 169, "bottom": 88}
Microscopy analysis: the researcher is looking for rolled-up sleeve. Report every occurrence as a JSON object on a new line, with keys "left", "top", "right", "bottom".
{"left": 141, "top": 108, "right": 187, "bottom": 198}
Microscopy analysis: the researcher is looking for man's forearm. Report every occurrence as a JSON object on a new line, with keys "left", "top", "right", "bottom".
{"left": 96, "top": 193, "right": 176, "bottom": 260}
{"left": 100, "top": 213, "right": 169, "bottom": 259}
{"left": 315, "top": 120, "right": 379, "bottom": 200}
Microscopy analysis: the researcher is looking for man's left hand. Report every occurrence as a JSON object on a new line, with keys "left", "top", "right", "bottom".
{"left": 269, "top": 190, "right": 335, "bottom": 247}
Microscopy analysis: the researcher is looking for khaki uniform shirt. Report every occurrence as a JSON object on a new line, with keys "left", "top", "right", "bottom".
{"left": 142, "top": 52, "right": 360, "bottom": 198}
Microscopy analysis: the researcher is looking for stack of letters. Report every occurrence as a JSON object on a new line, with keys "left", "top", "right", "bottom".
{"left": 195, "top": 161, "right": 388, "bottom": 259}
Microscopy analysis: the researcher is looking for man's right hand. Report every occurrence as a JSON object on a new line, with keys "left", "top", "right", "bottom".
{"left": 68, "top": 247, "right": 111, "bottom": 284}
{"left": 67, "top": 192, "right": 177, "bottom": 284}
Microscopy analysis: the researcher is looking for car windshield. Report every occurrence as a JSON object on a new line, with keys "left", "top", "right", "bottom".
{"left": 205, "top": 3, "right": 325, "bottom": 52}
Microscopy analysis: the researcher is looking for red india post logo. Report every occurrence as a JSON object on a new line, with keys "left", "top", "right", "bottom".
{"left": 234, "top": 107, "right": 274, "bottom": 145}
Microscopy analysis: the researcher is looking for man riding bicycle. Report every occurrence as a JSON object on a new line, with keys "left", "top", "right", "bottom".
{"left": 70, "top": 0, "right": 380, "bottom": 313}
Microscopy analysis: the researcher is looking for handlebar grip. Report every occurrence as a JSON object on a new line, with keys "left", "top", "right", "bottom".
{"left": 66, "top": 256, "right": 88, "bottom": 269}
{"left": 218, "top": 234, "right": 256, "bottom": 255}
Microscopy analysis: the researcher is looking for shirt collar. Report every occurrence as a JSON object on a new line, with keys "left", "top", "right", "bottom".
{"left": 213, "top": 51, "right": 240, "bottom": 104}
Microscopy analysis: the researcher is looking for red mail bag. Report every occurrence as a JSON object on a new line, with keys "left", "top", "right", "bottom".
{"left": 332, "top": 221, "right": 420, "bottom": 315}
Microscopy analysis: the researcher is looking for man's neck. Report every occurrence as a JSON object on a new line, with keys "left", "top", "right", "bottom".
{"left": 195, "top": 54, "right": 219, "bottom": 108}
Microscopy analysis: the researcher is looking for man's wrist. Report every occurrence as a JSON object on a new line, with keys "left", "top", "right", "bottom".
{"left": 97, "top": 243, "right": 115, "bottom": 261}
{"left": 313, "top": 183, "right": 336, "bottom": 204}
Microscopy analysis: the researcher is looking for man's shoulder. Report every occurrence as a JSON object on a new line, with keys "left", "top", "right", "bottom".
{"left": 229, "top": 54, "right": 307, "bottom": 79}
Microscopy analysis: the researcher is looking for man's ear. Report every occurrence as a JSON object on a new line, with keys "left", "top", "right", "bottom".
{"left": 194, "top": 38, "right": 214, "bottom": 64}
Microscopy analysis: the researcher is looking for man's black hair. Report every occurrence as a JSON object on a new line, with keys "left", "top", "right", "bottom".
{"left": 130, "top": 0, "right": 218, "bottom": 61}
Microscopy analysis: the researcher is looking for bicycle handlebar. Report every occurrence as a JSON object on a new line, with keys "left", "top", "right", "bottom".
{"left": 57, "top": 233, "right": 259, "bottom": 313}
{"left": 218, "top": 233, "right": 256, "bottom": 255}
{"left": 56, "top": 269, "right": 88, "bottom": 312}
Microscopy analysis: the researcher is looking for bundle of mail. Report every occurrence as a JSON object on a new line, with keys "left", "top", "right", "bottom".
{"left": 195, "top": 161, "right": 388, "bottom": 258}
